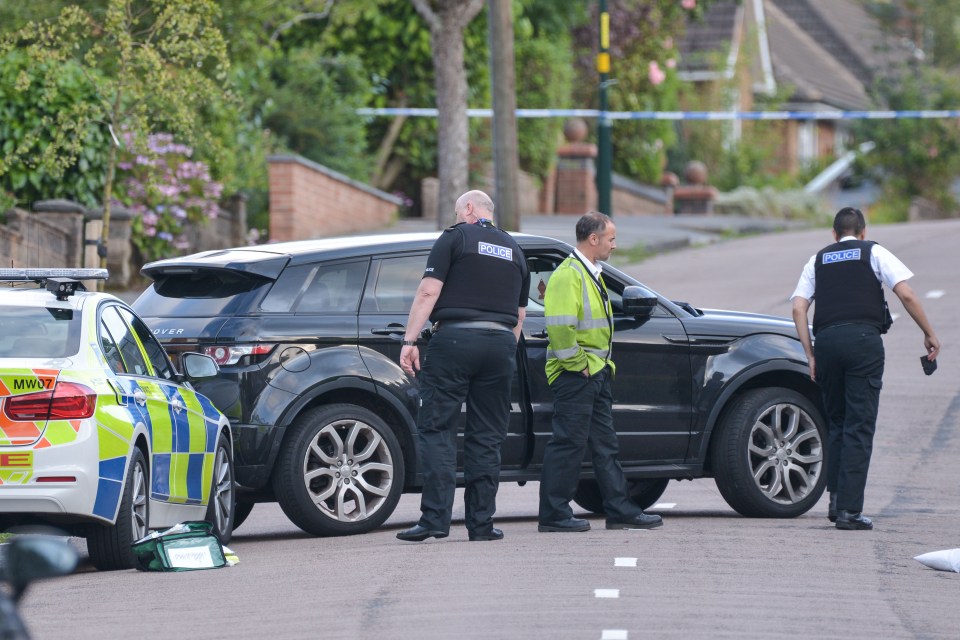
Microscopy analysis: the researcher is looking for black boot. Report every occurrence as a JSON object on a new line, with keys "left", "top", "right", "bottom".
{"left": 835, "top": 510, "right": 873, "bottom": 530}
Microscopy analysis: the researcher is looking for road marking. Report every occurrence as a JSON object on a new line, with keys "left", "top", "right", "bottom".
{"left": 891, "top": 313, "right": 901, "bottom": 322}
{"left": 595, "top": 589, "right": 620, "bottom": 598}
{"left": 615, "top": 557, "right": 638, "bottom": 567}
{"left": 653, "top": 502, "right": 676, "bottom": 509}
{"left": 925, "top": 290, "right": 945, "bottom": 299}
{"left": 601, "top": 631, "right": 628, "bottom": 640}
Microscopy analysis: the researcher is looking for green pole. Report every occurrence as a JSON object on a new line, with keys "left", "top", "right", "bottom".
{"left": 597, "top": 0, "right": 612, "bottom": 216}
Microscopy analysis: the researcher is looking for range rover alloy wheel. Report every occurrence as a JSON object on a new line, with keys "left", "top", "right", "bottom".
{"left": 273, "top": 404, "right": 405, "bottom": 536}
{"left": 711, "top": 387, "right": 827, "bottom": 517}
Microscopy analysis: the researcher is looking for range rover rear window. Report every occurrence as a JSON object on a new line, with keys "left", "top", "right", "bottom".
{"left": 137, "top": 271, "right": 273, "bottom": 316}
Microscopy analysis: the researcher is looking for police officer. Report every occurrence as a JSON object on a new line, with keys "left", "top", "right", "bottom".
{"left": 791, "top": 207, "right": 940, "bottom": 530}
{"left": 538, "top": 212, "right": 662, "bottom": 532}
{"left": 396, "top": 190, "right": 530, "bottom": 543}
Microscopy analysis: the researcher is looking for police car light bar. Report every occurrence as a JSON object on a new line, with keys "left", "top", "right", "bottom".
{"left": 0, "top": 268, "right": 109, "bottom": 282}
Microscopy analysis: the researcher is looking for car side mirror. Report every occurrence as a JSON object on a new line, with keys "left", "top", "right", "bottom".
{"left": 182, "top": 352, "right": 220, "bottom": 379}
{"left": 621, "top": 285, "right": 658, "bottom": 319}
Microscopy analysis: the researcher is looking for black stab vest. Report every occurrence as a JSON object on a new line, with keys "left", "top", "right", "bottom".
{"left": 812, "top": 240, "right": 884, "bottom": 335}
{"left": 430, "top": 222, "right": 527, "bottom": 326}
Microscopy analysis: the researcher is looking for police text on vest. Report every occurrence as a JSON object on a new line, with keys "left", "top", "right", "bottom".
{"left": 478, "top": 242, "right": 513, "bottom": 261}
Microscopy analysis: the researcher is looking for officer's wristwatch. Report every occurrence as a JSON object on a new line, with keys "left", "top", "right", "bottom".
{"left": 401, "top": 340, "right": 418, "bottom": 346}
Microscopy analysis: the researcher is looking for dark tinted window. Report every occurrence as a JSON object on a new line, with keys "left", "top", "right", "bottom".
{"left": 135, "top": 271, "right": 273, "bottom": 316}
{"left": 0, "top": 305, "right": 80, "bottom": 358}
{"left": 261, "top": 261, "right": 367, "bottom": 314}
{"left": 297, "top": 261, "right": 367, "bottom": 313}
{"left": 259, "top": 265, "right": 310, "bottom": 312}
{"left": 363, "top": 255, "right": 427, "bottom": 314}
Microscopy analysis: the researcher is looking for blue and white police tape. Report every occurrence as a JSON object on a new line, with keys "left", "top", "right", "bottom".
{"left": 356, "top": 107, "right": 960, "bottom": 121}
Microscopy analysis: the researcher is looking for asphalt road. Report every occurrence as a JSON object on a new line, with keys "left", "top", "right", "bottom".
{"left": 21, "top": 218, "right": 960, "bottom": 640}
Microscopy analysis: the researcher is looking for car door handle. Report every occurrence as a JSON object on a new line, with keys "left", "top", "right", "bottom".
{"left": 370, "top": 324, "right": 406, "bottom": 336}
{"left": 133, "top": 389, "right": 147, "bottom": 406}
{"left": 528, "top": 330, "right": 548, "bottom": 339}
{"left": 662, "top": 334, "right": 690, "bottom": 344}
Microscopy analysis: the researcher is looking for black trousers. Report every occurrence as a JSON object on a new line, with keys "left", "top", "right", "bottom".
{"left": 538, "top": 367, "right": 640, "bottom": 523}
{"left": 415, "top": 327, "right": 517, "bottom": 535}
{"left": 814, "top": 323, "right": 884, "bottom": 513}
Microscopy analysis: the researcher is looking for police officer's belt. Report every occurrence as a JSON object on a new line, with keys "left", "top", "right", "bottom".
{"left": 434, "top": 320, "right": 512, "bottom": 332}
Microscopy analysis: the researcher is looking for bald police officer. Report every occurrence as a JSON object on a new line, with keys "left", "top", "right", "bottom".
{"left": 791, "top": 207, "right": 940, "bottom": 530}
{"left": 397, "top": 190, "right": 530, "bottom": 543}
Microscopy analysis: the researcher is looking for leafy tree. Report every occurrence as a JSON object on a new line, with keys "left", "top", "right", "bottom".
{"left": 859, "top": 66, "right": 960, "bottom": 217}
{"left": 513, "top": 37, "right": 574, "bottom": 181}
{"left": 0, "top": 0, "right": 232, "bottom": 271}
{"left": 572, "top": 0, "right": 708, "bottom": 184}
{"left": 409, "top": 0, "right": 486, "bottom": 221}
{"left": 0, "top": 50, "right": 111, "bottom": 208}
{"left": 859, "top": 1, "right": 960, "bottom": 218}
{"left": 261, "top": 47, "right": 373, "bottom": 181}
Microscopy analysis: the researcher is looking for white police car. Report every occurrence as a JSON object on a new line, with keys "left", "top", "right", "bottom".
{"left": 0, "top": 269, "right": 235, "bottom": 570}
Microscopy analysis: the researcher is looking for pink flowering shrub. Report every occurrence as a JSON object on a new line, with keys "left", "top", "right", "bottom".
{"left": 648, "top": 61, "right": 666, "bottom": 86}
{"left": 117, "top": 133, "right": 223, "bottom": 262}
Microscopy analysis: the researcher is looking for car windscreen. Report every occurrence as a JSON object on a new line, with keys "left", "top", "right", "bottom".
{"left": 0, "top": 305, "right": 81, "bottom": 358}
{"left": 135, "top": 271, "right": 274, "bottom": 317}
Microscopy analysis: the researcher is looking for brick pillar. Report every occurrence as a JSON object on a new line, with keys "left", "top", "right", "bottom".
{"left": 554, "top": 118, "right": 598, "bottom": 214}
{"left": 539, "top": 165, "right": 557, "bottom": 215}
{"left": 673, "top": 161, "right": 717, "bottom": 215}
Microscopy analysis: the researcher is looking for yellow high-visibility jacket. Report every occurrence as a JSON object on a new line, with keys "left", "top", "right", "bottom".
{"left": 544, "top": 254, "right": 614, "bottom": 384}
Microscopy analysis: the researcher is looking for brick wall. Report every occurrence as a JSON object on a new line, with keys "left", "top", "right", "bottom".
{"left": 268, "top": 155, "right": 402, "bottom": 241}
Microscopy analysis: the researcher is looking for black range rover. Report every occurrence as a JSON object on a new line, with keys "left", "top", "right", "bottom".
{"left": 133, "top": 233, "right": 826, "bottom": 536}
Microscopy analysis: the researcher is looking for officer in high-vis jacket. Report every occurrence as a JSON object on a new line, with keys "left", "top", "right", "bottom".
{"left": 538, "top": 211, "right": 663, "bottom": 533}
{"left": 791, "top": 207, "right": 939, "bottom": 530}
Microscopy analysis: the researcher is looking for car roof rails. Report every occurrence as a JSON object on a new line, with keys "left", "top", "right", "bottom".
{"left": 0, "top": 269, "right": 109, "bottom": 300}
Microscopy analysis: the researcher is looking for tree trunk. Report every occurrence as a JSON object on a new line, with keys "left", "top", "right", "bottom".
{"left": 411, "top": 0, "right": 484, "bottom": 228}
{"left": 487, "top": 0, "right": 519, "bottom": 231}
{"left": 430, "top": 24, "right": 470, "bottom": 227}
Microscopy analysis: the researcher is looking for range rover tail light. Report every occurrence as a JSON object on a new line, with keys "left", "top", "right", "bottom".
{"left": 4, "top": 382, "right": 96, "bottom": 421}
{"left": 203, "top": 344, "right": 274, "bottom": 366}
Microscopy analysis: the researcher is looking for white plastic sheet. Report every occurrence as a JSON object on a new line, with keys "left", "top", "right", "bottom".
{"left": 914, "top": 548, "right": 960, "bottom": 573}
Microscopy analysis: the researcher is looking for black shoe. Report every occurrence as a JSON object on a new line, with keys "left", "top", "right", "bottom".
{"left": 538, "top": 517, "right": 591, "bottom": 532}
{"left": 606, "top": 512, "right": 663, "bottom": 530}
{"left": 835, "top": 510, "right": 873, "bottom": 530}
{"left": 828, "top": 493, "right": 838, "bottom": 523}
{"left": 468, "top": 527, "right": 504, "bottom": 542}
{"left": 396, "top": 524, "right": 449, "bottom": 542}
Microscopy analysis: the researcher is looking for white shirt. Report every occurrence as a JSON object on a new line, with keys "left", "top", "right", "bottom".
{"left": 791, "top": 236, "right": 914, "bottom": 301}
{"left": 574, "top": 248, "right": 603, "bottom": 278}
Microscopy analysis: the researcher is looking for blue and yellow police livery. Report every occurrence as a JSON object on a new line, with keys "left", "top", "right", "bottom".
{"left": 0, "top": 269, "right": 235, "bottom": 571}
